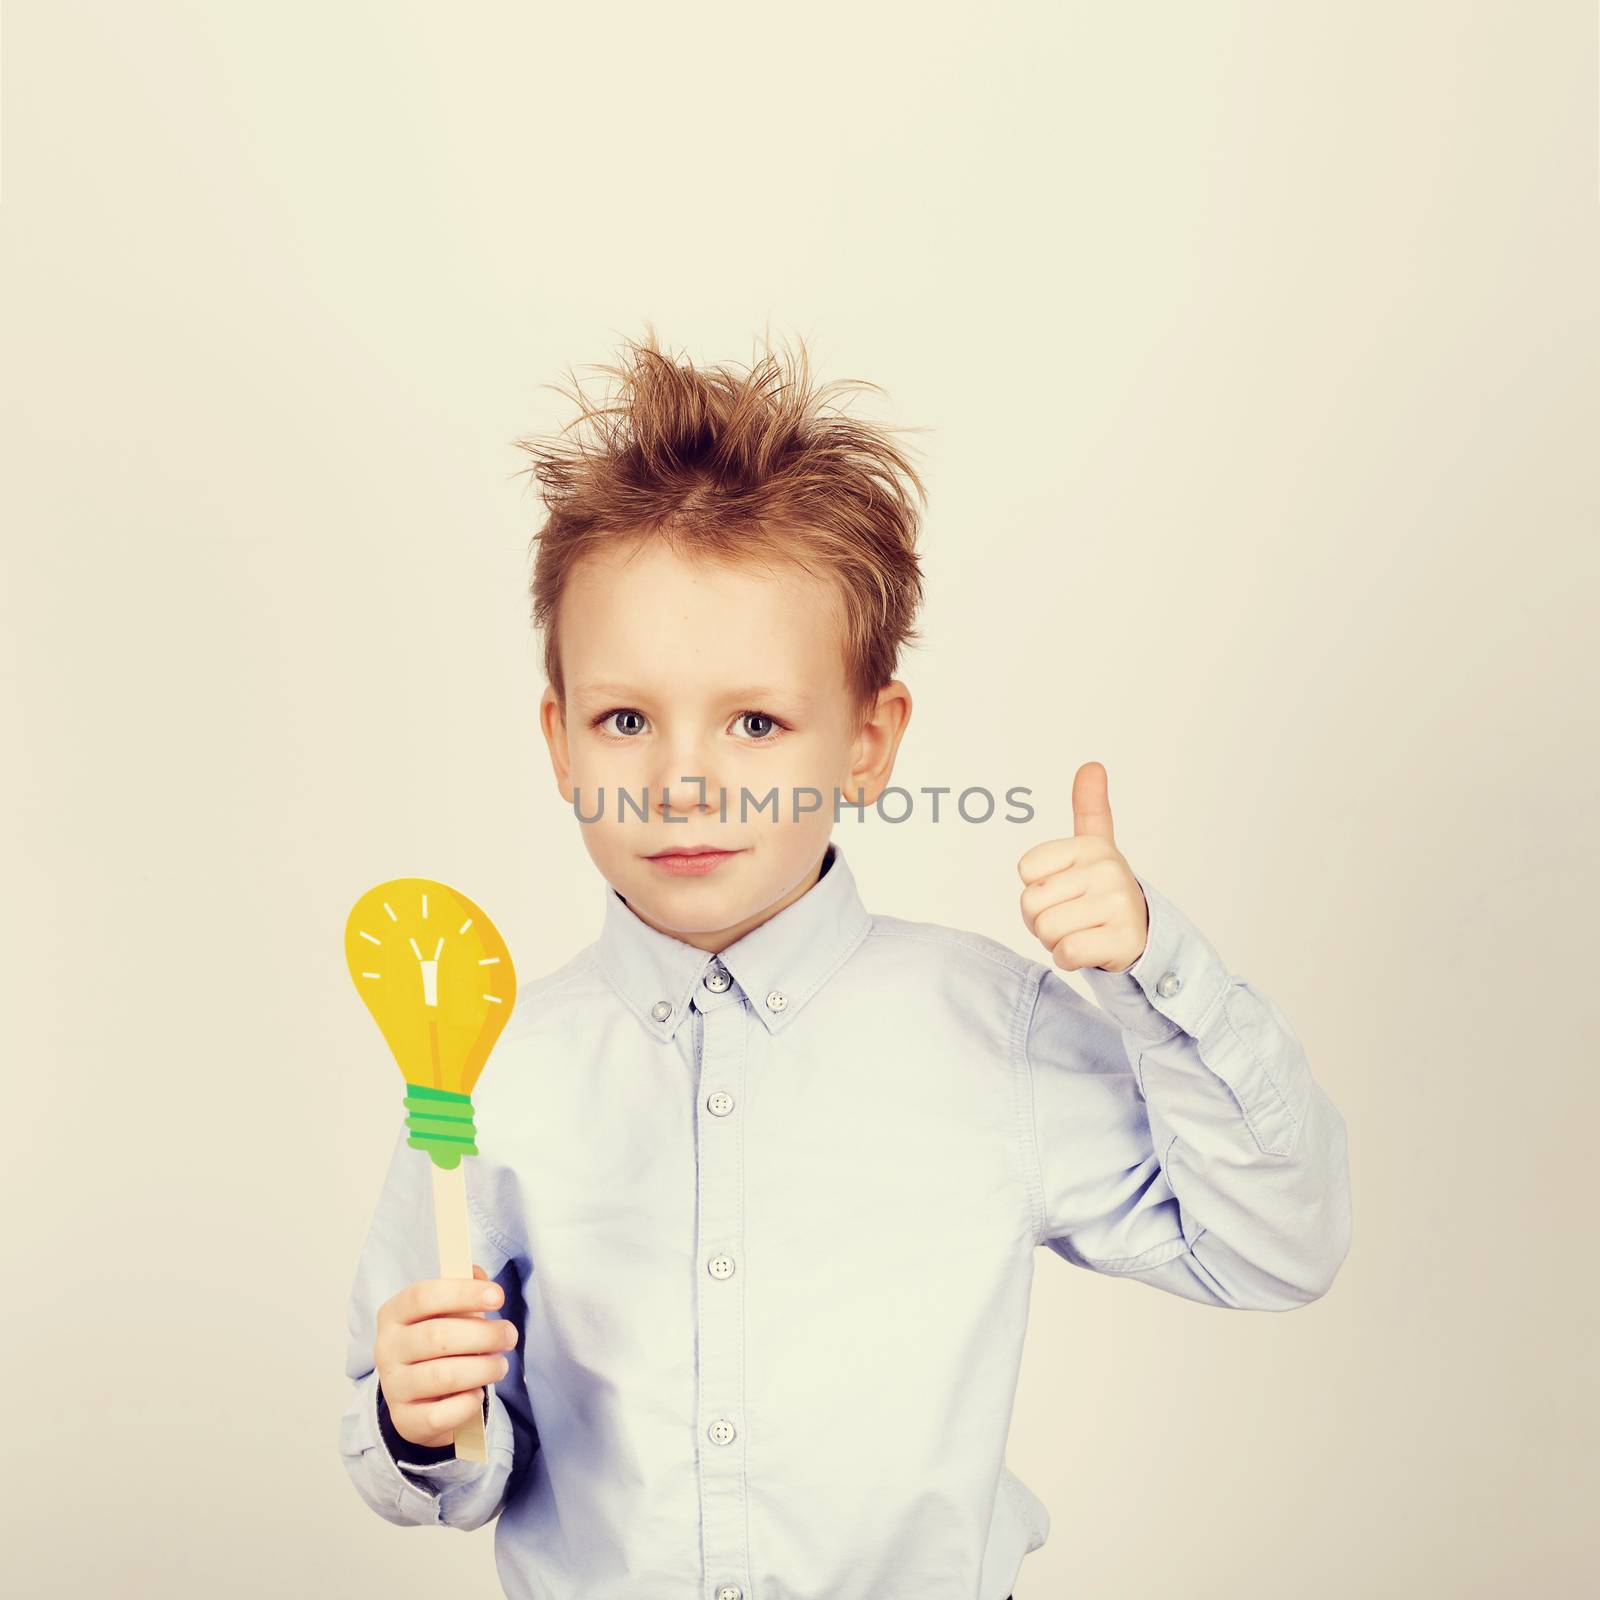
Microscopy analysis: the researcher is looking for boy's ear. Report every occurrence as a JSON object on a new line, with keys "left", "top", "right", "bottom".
{"left": 847, "top": 679, "right": 912, "bottom": 806}
{"left": 538, "top": 686, "right": 575, "bottom": 799}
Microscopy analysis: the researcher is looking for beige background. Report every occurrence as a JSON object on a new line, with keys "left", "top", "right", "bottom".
{"left": 3, "top": 2, "right": 1595, "bottom": 1595}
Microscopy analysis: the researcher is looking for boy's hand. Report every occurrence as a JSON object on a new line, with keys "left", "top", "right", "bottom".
{"left": 1017, "top": 761, "right": 1150, "bottom": 974}
{"left": 374, "top": 1263, "right": 518, "bottom": 1450}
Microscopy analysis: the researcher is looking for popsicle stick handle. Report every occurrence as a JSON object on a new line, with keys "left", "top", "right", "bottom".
{"left": 431, "top": 1160, "right": 489, "bottom": 1463}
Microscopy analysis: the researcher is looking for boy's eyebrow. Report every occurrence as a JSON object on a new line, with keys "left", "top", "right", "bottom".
{"left": 573, "top": 681, "right": 813, "bottom": 707}
{"left": 570, "top": 682, "right": 645, "bottom": 700}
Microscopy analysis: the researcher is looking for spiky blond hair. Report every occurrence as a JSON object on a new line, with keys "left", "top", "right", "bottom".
{"left": 513, "top": 325, "right": 928, "bottom": 729}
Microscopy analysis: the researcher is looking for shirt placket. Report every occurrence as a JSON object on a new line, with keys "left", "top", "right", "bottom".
{"left": 692, "top": 957, "right": 751, "bottom": 1600}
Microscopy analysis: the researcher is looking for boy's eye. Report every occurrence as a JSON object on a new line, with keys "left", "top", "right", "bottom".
{"left": 596, "top": 709, "right": 648, "bottom": 738}
{"left": 735, "top": 711, "right": 780, "bottom": 741}
{"left": 590, "top": 707, "right": 789, "bottom": 741}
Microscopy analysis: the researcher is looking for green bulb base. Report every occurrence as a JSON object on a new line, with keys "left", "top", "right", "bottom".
{"left": 403, "top": 1083, "right": 479, "bottom": 1170}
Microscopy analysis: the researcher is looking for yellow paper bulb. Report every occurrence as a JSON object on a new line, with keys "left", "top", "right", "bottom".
{"left": 344, "top": 877, "right": 517, "bottom": 1169}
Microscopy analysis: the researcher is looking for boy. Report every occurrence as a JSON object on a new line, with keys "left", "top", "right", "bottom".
{"left": 338, "top": 332, "right": 1352, "bottom": 1600}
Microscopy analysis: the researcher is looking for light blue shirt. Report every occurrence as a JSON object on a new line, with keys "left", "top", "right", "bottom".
{"left": 338, "top": 840, "right": 1352, "bottom": 1600}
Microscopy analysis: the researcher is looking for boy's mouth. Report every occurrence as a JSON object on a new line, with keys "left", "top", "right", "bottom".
{"left": 644, "top": 845, "right": 745, "bottom": 876}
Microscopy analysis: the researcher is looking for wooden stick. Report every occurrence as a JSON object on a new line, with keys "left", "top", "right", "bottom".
{"left": 431, "top": 1160, "right": 489, "bottom": 1462}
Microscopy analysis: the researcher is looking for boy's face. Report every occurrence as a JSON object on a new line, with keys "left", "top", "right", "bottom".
{"left": 539, "top": 538, "right": 910, "bottom": 952}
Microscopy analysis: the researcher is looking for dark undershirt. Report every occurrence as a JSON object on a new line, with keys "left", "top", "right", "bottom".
{"left": 376, "top": 1381, "right": 487, "bottom": 1467}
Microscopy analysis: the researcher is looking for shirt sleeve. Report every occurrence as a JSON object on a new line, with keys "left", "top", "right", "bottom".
{"left": 337, "top": 1122, "right": 537, "bottom": 1528}
{"left": 1023, "top": 873, "right": 1353, "bottom": 1310}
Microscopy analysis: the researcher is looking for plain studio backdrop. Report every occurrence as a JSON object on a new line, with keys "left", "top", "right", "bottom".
{"left": 2, "top": 2, "right": 1595, "bottom": 1595}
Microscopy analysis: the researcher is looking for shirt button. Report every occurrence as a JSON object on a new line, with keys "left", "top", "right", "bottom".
{"left": 706, "top": 1091, "right": 734, "bottom": 1117}
{"left": 650, "top": 999, "right": 673, "bottom": 1022}
{"left": 707, "top": 1253, "right": 735, "bottom": 1280}
{"left": 1156, "top": 971, "right": 1182, "bottom": 999}
{"left": 703, "top": 962, "right": 731, "bottom": 993}
{"left": 708, "top": 1418, "right": 737, "bottom": 1445}
{"left": 764, "top": 989, "right": 788, "bottom": 1012}
{"left": 716, "top": 1586, "right": 744, "bottom": 1600}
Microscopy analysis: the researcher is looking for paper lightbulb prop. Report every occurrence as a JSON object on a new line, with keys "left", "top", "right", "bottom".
{"left": 345, "top": 877, "right": 517, "bottom": 1463}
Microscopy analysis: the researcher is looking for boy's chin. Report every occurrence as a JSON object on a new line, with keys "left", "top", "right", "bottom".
{"left": 610, "top": 851, "right": 742, "bottom": 892}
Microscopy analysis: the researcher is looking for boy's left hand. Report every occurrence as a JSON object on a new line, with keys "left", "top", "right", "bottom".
{"left": 1017, "top": 761, "right": 1150, "bottom": 974}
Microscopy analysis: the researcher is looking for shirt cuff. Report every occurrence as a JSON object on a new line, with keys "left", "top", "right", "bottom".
{"left": 1079, "top": 873, "right": 1233, "bottom": 1045}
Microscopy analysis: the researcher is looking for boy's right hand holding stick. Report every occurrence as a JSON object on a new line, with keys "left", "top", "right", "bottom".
{"left": 375, "top": 1263, "right": 518, "bottom": 1451}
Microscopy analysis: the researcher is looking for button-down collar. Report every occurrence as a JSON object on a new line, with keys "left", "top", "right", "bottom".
{"left": 595, "top": 840, "right": 870, "bottom": 1041}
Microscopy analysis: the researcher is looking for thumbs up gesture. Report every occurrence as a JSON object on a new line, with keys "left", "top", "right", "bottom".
{"left": 1017, "top": 762, "right": 1150, "bottom": 974}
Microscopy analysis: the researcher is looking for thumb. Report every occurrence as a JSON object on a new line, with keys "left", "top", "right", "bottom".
{"left": 1072, "top": 761, "right": 1116, "bottom": 842}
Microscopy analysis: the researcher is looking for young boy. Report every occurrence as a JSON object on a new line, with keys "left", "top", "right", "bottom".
{"left": 337, "top": 333, "right": 1352, "bottom": 1600}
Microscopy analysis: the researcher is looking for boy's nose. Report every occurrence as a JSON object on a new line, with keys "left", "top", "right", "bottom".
{"left": 651, "top": 747, "right": 720, "bottom": 817}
